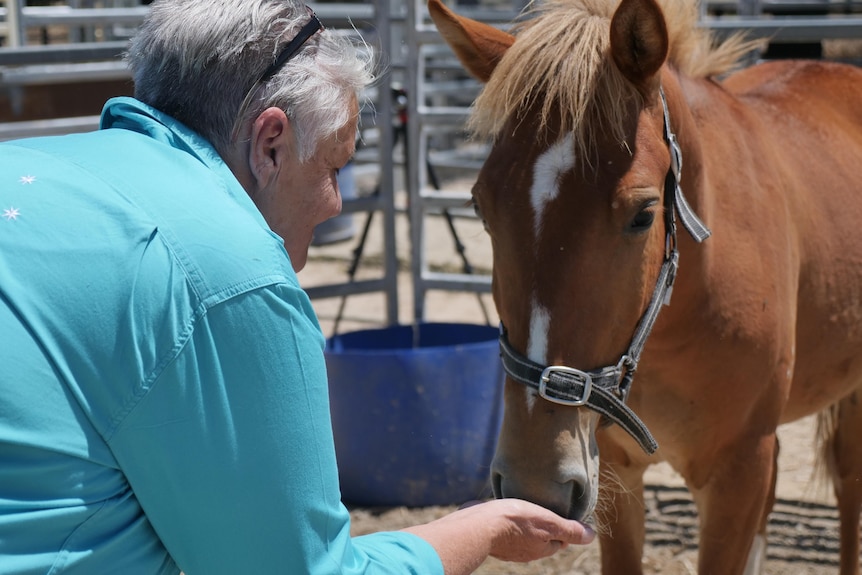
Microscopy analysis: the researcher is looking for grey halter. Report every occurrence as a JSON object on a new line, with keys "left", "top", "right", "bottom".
{"left": 498, "top": 88, "right": 710, "bottom": 455}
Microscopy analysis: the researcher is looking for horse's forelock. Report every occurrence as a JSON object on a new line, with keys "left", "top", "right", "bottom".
{"left": 468, "top": 0, "right": 755, "bottom": 162}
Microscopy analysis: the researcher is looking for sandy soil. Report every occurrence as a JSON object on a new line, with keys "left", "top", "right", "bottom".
{"left": 298, "top": 166, "right": 845, "bottom": 572}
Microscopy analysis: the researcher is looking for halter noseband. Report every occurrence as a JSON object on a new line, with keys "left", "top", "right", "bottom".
{"left": 498, "top": 88, "right": 710, "bottom": 455}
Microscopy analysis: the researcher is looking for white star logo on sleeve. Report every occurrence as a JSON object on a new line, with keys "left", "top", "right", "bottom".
{"left": 19, "top": 175, "right": 36, "bottom": 184}
{"left": 3, "top": 207, "right": 20, "bottom": 221}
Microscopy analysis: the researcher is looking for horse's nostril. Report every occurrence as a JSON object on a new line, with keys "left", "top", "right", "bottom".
{"left": 567, "top": 475, "right": 593, "bottom": 521}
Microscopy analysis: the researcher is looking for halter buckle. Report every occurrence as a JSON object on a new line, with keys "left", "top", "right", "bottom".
{"left": 539, "top": 366, "right": 593, "bottom": 406}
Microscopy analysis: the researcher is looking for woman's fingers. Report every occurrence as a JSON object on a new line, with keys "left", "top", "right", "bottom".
{"left": 485, "top": 498, "right": 596, "bottom": 561}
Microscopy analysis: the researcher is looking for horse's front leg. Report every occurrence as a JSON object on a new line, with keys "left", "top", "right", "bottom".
{"left": 596, "top": 437, "right": 650, "bottom": 575}
{"left": 690, "top": 431, "right": 778, "bottom": 575}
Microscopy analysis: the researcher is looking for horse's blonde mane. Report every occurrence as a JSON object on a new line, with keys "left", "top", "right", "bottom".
{"left": 470, "top": 0, "right": 755, "bottom": 161}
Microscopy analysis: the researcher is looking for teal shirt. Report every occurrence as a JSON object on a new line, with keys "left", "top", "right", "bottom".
{"left": 0, "top": 98, "right": 443, "bottom": 575}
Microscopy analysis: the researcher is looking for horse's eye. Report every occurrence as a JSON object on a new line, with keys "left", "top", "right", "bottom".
{"left": 630, "top": 209, "right": 655, "bottom": 231}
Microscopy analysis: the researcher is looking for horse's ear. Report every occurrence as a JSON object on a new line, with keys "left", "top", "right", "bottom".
{"left": 609, "top": 0, "right": 669, "bottom": 92}
{"left": 427, "top": 0, "right": 515, "bottom": 83}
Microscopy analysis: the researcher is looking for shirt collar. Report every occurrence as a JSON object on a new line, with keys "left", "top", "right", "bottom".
{"left": 99, "top": 97, "right": 271, "bottom": 232}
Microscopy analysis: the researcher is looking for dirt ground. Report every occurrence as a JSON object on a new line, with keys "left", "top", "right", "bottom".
{"left": 299, "top": 161, "right": 846, "bottom": 573}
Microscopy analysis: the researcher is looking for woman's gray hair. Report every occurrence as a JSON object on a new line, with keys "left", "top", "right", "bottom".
{"left": 127, "top": 0, "right": 374, "bottom": 161}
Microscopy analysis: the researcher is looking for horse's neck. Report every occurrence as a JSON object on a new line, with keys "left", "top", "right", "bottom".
{"left": 670, "top": 69, "right": 786, "bottom": 225}
{"left": 672, "top": 68, "right": 778, "bottom": 170}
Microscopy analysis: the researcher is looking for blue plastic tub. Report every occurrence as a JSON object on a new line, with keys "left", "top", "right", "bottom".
{"left": 325, "top": 323, "right": 503, "bottom": 507}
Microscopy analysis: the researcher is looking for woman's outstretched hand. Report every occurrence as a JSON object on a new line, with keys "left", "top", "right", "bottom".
{"left": 403, "top": 498, "right": 595, "bottom": 574}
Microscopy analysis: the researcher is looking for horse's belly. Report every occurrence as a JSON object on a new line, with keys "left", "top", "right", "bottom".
{"left": 784, "top": 357, "right": 862, "bottom": 423}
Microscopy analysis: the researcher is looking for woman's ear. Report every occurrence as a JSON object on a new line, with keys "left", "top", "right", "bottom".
{"left": 248, "top": 107, "right": 292, "bottom": 190}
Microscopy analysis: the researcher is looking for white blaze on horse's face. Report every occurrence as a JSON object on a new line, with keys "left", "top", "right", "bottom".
{"left": 494, "top": 136, "right": 599, "bottom": 522}
{"left": 526, "top": 299, "right": 551, "bottom": 413}
{"left": 525, "top": 132, "right": 577, "bottom": 415}
{"left": 525, "top": 134, "right": 575, "bottom": 411}
{"left": 530, "top": 134, "right": 575, "bottom": 240}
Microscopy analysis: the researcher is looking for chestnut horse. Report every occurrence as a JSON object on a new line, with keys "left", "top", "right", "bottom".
{"left": 428, "top": 0, "right": 862, "bottom": 572}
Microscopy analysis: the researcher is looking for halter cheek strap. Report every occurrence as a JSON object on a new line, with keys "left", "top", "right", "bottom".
{"left": 497, "top": 87, "right": 709, "bottom": 456}
{"left": 661, "top": 88, "right": 711, "bottom": 243}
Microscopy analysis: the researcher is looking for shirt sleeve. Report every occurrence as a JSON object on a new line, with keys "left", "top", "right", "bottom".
{"left": 106, "top": 283, "right": 443, "bottom": 575}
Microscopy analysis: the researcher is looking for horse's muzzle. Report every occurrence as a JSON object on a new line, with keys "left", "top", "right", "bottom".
{"left": 490, "top": 465, "right": 596, "bottom": 521}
